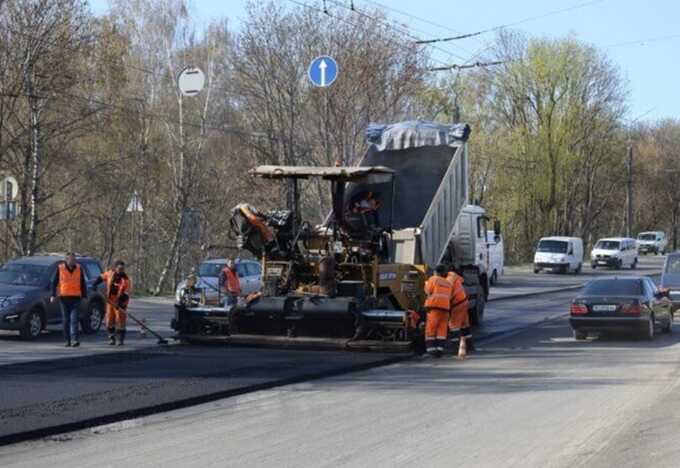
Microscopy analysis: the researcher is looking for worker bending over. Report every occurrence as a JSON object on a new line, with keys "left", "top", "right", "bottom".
{"left": 93, "top": 260, "right": 131, "bottom": 346}
{"left": 219, "top": 258, "right": 241, "bottom": 307}
{"left": 447, "top": 268, "right": 473, "bottom": 354}
{"left": 423, "top": 264, "right": 454, "bottom": 357}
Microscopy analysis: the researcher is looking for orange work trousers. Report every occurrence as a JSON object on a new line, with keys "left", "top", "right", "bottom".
{"left": 105, "top": 302, "right": 127, "bottom": 330}
{"left": 425, "top": 308, "right": 449, "bottom": 353}
{"left": 449, "top": 303, "right": 471, "bottom": 340}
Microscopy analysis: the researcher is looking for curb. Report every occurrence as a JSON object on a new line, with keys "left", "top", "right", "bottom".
{"left": 488, "top": 272, "right": 662, "bottom": 303}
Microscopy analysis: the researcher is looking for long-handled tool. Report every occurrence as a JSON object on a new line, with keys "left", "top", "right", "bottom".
{"left": 105, "top": 299, "right": 169, "bottom": 345}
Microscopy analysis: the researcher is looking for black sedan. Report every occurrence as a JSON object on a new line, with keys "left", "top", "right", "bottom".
{"left": 570, "top": 276, "right": 673, "bottom": 340}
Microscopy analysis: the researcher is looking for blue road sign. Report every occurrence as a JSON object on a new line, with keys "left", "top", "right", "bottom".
{"left": 308, "top": 55, "right": 338, "bottom": 87}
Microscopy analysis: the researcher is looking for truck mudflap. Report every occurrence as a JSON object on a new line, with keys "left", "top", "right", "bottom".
{"left": 171, "top": 299, "right": 419, "bottom": 352}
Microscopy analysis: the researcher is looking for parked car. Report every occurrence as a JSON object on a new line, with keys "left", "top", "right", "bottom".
{"left": 569, "top": 276, "right": 672, "bottom": 340}
{"left": 486, "top": 230, "right": 504, "bottom": 285}
{"left": 0, "top": 254, "right": 106, "bottom": 340}
{"left": 590, "top": 237, "right": 638, "bottom": 270}
{"left": 636, "top": 231, "right": 667, "bottom": 255}
{"left": 533, "top": 236, "right": 583, "bottom": 274}
{"left": 175, "top": 258, "right": 263, "bottom": 305}
{"left": 660, "top": 252, "right": 680, "bottom": 313}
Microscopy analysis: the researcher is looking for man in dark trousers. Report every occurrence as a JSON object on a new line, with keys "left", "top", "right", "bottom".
{"left": 51, "top": 253, "right": 87, "bottom": 347}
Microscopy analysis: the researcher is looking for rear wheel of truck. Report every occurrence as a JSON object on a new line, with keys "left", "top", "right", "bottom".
{"left": 470, "top": 291, "right": 485, "bottom": 326}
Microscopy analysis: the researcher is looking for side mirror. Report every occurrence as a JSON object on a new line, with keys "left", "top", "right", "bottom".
{"left": 568, "top": 249, "right": 574, "bottom": 256}
{"left": 657, "top": 288, "right": 670, "bottom": 299}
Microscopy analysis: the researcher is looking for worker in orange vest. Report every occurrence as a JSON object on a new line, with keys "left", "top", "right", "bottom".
{"left": 423, "top": 264, "right": 454, "bottom": 357}
{"left": 50, "top": 253, "right": 87, "bottom": 347}
{"left": 219, "top": 258, "right": 241, "bottom": 307}
{"left": 447, "top": 268, "right": 473, "bottom": 353}
{"left": 93, "top": 260, "right": 132, "bottom": 346}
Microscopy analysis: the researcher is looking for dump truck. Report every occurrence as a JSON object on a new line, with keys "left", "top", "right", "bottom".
{"left": 171, "top": 120, "right": 499, "bottom": 350}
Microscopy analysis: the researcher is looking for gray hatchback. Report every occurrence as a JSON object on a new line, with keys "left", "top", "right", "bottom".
{"left": 0, "top": 255, "right": 106, "bottom": 339}
{"left": 661, "top": 252, "right": 680, "bottom": 313}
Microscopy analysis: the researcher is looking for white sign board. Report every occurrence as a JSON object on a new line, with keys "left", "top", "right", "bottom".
{"left": 1, "top": 176, "right": 18, "bottom": 200}
{"left": 177, "top": 67, "right": 206, "bottom": 97}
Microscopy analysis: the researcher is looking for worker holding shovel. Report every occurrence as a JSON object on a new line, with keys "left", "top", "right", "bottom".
{"left": 93, "top": 260, "right": 131, "bottom": 346}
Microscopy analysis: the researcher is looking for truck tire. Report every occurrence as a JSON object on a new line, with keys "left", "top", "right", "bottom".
{"left": 470, "top": 291, "right": 485, "bottom": 326}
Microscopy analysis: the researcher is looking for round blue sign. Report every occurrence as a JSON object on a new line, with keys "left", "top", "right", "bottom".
{"left": 308, "top": 55, "right": 338, "bottom": 87}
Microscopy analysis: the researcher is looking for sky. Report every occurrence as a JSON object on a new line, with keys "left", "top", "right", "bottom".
{"left": 89, "top": 0, "right": 680, "bottom": 123}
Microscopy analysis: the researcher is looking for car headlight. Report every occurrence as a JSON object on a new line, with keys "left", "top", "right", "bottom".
{"left": 0, "top": 294, "right": 25, "bottom": 309}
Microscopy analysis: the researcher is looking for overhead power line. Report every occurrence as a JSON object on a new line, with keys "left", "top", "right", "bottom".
{"left": 326, "top": 0, "right": 469, "bottom": 62}
{"left": 427, "top": 60, "right": 504, "bottom": 72}
{"left": 605, "top": 33, "right": 680, "bottom": 49}
{"left": 415, "top": 0, "right": 606, "bottom": 44}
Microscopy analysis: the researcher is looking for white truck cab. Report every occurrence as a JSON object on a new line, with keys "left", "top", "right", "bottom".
{"left": 590, "top": 237, "right": 638, "bottom": 270}
{"left": 636, "top": 231, "right": 667, "bottom": 255}
{"left": 533, "top": 236, "right": 583, "bottom": 274}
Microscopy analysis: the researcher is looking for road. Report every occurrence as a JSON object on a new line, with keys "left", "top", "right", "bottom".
{"left": 0, "top": 256, "right": 671, "bottom": 467}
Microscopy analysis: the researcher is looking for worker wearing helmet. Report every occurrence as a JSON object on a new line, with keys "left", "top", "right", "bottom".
{"left": 93, "top": 260, "right": 132, "bottom": 346}
{"left": 423, "top": 264, "right": 454, "bottom": 357}
{"left": 448, "top": 268, "right": 473, "bottom": 353}
{"left": 219, "top": 258, "right": 241, "bottom": 307}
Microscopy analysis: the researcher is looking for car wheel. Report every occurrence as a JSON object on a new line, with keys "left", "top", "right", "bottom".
{"left": 573, "top": 329, "right": 588, "bottom": 340}
{"left": 616, "top": 259, "right": 622, "bottom": 270}
{"left": 490, "top": 271, "right": 498, "bottom": 286}
{"left": 642, "top": 315, "right": 655, "bottom": 340}
{"left": 533, "top": 268, "right": 540, "bottom": 274}
{"left": 81, "top": 301, "right": 104, "bottom": 335}
{"left": 20, "top": 310, "right": 43, "bottom": 340}
{"left": 631, "top": 258, "right": 638, "bottom": 270}
{"left": 575, "top": 263, "right": 582, "bottom": 274}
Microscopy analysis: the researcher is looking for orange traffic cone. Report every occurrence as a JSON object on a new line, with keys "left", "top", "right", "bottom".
{"left": 457, "top": 336, "right": 467, "bottom": 360}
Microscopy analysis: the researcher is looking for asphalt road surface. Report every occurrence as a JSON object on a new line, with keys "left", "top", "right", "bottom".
{"left": 0, "top": 256, "right": 671, "bottom": 467}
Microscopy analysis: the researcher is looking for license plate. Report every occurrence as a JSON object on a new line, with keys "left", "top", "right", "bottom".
{"left": 592, "top": 305, "right": 617, "bottom": 312}
{"left": 266, "top": 266, "right": 283, "bottom": 276}
{"left": 598, "top": 261, "right": 607, "bottom": 265}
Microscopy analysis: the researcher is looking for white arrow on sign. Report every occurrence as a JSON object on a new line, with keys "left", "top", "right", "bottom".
{"left": 319, "top": 59, "right": 327, "bottom": 87}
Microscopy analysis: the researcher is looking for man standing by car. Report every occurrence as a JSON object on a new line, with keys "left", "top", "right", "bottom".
{"left": 219, "top": 258, "right": 241, "bottom": 307}
{"left": 51, "top": 253, "right": 87, "bottom": 347}
{"left": 93, "top": 260, "right": 131, "bottom": 346}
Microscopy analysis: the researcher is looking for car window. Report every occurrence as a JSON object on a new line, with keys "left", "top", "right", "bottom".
{"left": 583, "top": 279, "right": 642, "bottom": 296}
{"left": 666, "top": 257, "right": 680, "bottom": 273}
{"left": 198, "top": 262, "right": 224, "bottom": 277}
{"left": 0, "top": 263, "right": 51, "bottom": 287}
{"left": 235, "top": 263, "right": 247, "bottom": 278}
{"left": 246, "top": 263, "right": 261, "bottom": 277}
{"left": 80, "top": 261, "right": 102, "bottom": 280}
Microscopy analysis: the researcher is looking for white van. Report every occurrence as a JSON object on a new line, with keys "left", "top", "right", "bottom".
{"left": 636, "top": 231, "right": 667, "bottom": 255}
{"left": 533, "top": 236, "right": 584, "bottom": 274}
{"left": 590, "top": 237, "right": 638, "bottom": 270}
{"left": 486, "top": 230, "right": 504, "bottom": 285}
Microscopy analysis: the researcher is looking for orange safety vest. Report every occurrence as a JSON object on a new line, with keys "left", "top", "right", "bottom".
{"left": 58, "top": 263, "right": 83, "bottom": 297}
{"left": 222, "top": 267, "right": 241, "bottom": 295}
{"left": 101, "top": 270, "right": 131, "bottom": 300}
{"left": 447, "top": 272, "right": 468, "bottom": 312}
{"left": 424, "top": 275, "right": 454, "bottom": 311}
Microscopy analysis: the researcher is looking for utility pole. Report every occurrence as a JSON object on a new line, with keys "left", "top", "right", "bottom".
{"left": 625, "top": 144, "right": 633, "bottom": 237}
